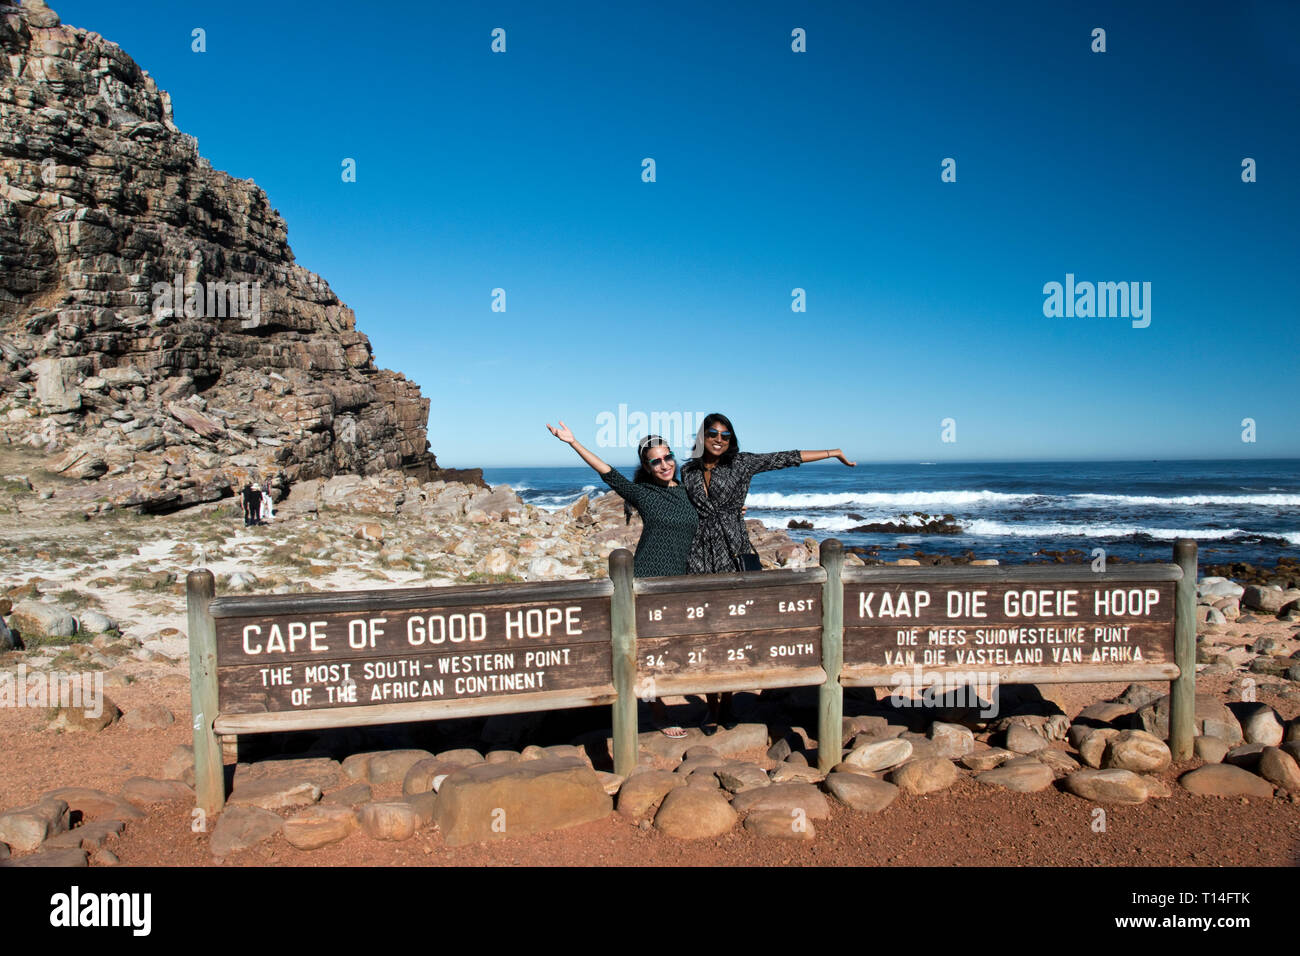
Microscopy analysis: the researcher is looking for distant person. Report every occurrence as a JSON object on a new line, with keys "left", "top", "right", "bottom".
{"left": 547, "top": 420, "right": 697, "bottom": 738}
{"left": 681, "top": 411, "right": 856, "bottom": 732}
{"left": 241, "top": 482, "right": 260, "bottom": 526}
{"left": 259, "top": 484, "right": 274, "bottom": 524}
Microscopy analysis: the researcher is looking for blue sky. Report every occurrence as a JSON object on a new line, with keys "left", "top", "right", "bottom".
{"left": 48, "top": 0, "right": 1300, "bottom": 467}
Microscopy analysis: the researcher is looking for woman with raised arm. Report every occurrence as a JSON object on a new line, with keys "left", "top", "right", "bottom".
{"left": 547, "top": 420, "right": 698, "bottom": 737}
{"left": 681, "top": 411, "right": 856, "bottom": 731}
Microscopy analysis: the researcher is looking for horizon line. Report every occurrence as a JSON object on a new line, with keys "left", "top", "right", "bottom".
{"left": 459, "top": 455, "right": 1300, "bottom": 470}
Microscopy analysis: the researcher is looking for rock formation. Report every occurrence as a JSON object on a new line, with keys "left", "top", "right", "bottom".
{"left": 0, "top": 0, "right": 453, "bottom": 511}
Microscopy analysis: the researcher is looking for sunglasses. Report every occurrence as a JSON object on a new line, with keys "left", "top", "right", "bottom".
{"left": 705, "top": 428, "right": 732, "bottom": 440}
{"left": 646, "top": 451, "right": 675, "bottom": 468}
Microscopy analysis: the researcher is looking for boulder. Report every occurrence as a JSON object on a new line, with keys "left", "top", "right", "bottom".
{"left": 233, "top": 757, "right": 340, "bottom": 793}
{"left": 1073, "top": 701, "right": 1138, "bottom": 730}
{"left": 929, "top": 721, "right": 975, "bottom": 758}
{"left": 0, "top": 798, "right": 70, "bottom": 852}
{"left": 1140, "top": 775, "right": 1173, "bottom": 799}
{"left": 341, "top": 753, "right": 374, "bottom": 781}
{"left": 1102, "top": 730, "right": 1171, "bottom": 773}
{"left": 654, "top": 787, "right": 738, "bottom": 839}
{"left": 1198, "top": 578, "right": 1244, "bottom": 600}
{"left": 1136, "top": 692, "right": 1242, "bottom": 744}
{"left": 402, "top": 755, "right": 483, "bottom": 796}
{"left": 843, "top": 738, "right": 912, "bottom": 772}
{"left": 78, "top": 610, "right": 116, "bottom": 634}
{"left": 365, "top": 749, "right": 436, "bottom": 785}
{"left": 122, "top": 704, "right": 175, "bottom": 730}
{"left": 227, "top": 776, "right": 321, "bottom": 811}
{"left": 1193, "top": 736, "right": 1229, "bottom": 764}
{"left": 616, "top": 770, "right": 683, "bottom": 820}
{"left": 1223, "top": 744, "right": 1266, "bottom": 769}
{"left": 960, "top": 748, "right": 1012, "bottom": 772}
{"left": 824, "top": 773, "right": 899, "bottom": 813}
{"left": 1241, "top": 585, "right": 1285, "bottom": 614}
{"left": 715, "top": 763, "right": 770, "bottom": 794}
{"left": 743, "top": 808, "right": 815, "bottom": 840}
{"left": 41, "top": 788, "right": 144, "bottom": 822}
{"left": 120, "top": 777, "right": 194, "bottom": 807}
{"left": 1004, "top": 724, "right": 1049, "bottom": 754}
{"left": 769, "top": 763, "right": 824, "bottom": 784}
{"left": 1178, "top": 764, "right": 1274, "bottom": 798}
{"left": 1238, "top": 704, "right": 1284, "bottom": 746}
{"left": 280, "top": 806, "right": 356, "bottom": 848}
{"left": 159, "top": 745, "right": 196, "bottom": 786}
{"left": 32, "top": 357, "right": 81, "bottom": 412}
{"left": 731, "top": 783, "right": 831, "bottom": 819}
{"left": 358, "top": 802, "right": 420, "bottom": 841}
{"left": 42, "top": 819, "right": 125, "bottom": 851}
{"left": 403, "top": 792, "right": 437, "bottom": 825}
{"left": 634, "top": 723, "right": 768, "bottom": 762}
{"left": 900, "top": 735, "right": 940, "bottom": 760}
{"left": 1063, "top": 769, "right": 1148, "bottom": 805}
{"left": 976, "top": 761, "right": 1055, "bottom": 792}
{"left": 432, "top": 757, "right": 611, "bottom": 846}
{"left": 889, "top": 757, "right": 960, "bottom": 795}
{"left": 8, "top": 600, "right": 77, "bottom": 639}
{"left": 1035, "top": 749, "right": 1080, "bottom": 775}
{"left": 1078, "top": 728, "right": 1120, "bottom": 768}
{"left": 47, "top": 694, "right": 122, "bottom": 733}
{"left": 1256, "top": 747, "right": 1300, "bottom": 792}
{"left": 210, "top": 806, "right": 283, "bottom": 857}
{"left": 321, "top": 783, "right": 373, "bottom": 808}
{"left": 6, "top": 847, "right": 89, "bottom": 867}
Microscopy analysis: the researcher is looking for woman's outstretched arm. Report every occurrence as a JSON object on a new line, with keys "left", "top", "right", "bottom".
{"left": 742, "top": 447, "right": 855, "bottom": 477}
{"left": 799, "top": 449, "right": 856, "bottom": 466}
{"left": 547, "top": 420, "right": 612, "bottom": 474}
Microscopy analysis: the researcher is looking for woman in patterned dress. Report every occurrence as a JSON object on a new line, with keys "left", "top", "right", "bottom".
{"left": 681, "top": 412, "right": 856, "bottom": 731}
{"left": 547, "top": 420, "right": 698, "bottom": 736}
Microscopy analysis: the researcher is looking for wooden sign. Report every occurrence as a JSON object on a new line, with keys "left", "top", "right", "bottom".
{"left": 186, "top": 542, "right": 1197, "bottom": 815}
{"left": 840, "top": 566, "right": 1181, "bottom": 685}
{"left": 210, "top": 582, "right": 612, "bottom": 715}
{"left": 632, "top": 570, "right": 825, "bottom": 689}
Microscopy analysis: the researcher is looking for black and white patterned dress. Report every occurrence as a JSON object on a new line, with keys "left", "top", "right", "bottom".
{"left": 681, "top": 451, "right": 802, "bottom": 574}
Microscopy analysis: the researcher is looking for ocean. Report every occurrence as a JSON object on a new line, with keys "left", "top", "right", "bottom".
{"left": 480, "top": 459, "right": 1300, "bottom": 567}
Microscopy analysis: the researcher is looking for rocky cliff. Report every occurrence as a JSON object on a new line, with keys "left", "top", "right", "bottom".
{"left": 0, "top": 0, "right": 448, "bottom": 511}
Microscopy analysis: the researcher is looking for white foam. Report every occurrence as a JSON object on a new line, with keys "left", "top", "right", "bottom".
{"left": 746, "top": 489, "right": 1300, "bottom": 511}
{"left": 1071, "top": 493, "right": 1300, "bottom": 507}
{"left": 962, "top": 519, "right": 1300, "bottom": 543}
{"left": 744, "top": 490, "right": 1033, "bottom": 509}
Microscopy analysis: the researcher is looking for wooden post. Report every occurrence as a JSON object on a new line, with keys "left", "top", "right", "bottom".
{"left": 817, "top": 538, "right": 845, "bottom": 773}
{"left": 187, "top": 570, "right": 225, "bottom": 815}
{"left": 609, "top": 549, "right": 637, "bottom": 777}
{"left": 1169, "top": 538, "right": 1198, "bottom": 760}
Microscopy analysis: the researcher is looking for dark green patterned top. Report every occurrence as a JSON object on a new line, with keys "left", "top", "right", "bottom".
{"left": 601, "top": 467, "right": 699, "bottom": 578}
